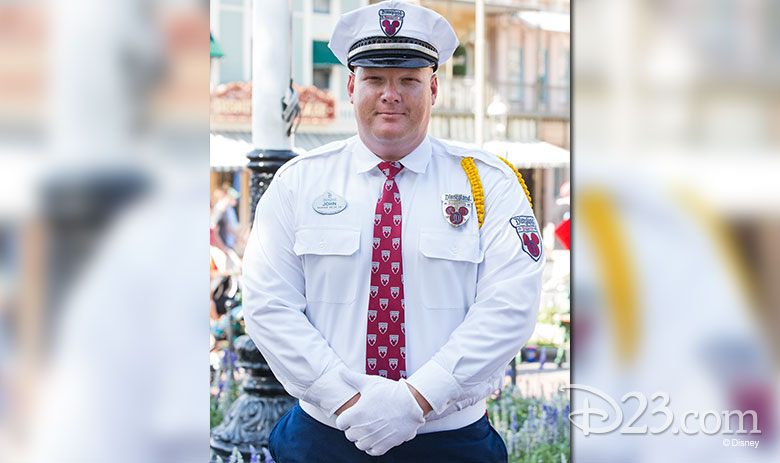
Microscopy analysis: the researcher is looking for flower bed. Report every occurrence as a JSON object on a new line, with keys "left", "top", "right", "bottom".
{"left": 211, "top": 343, "right": 569, "bottom": 462}
{"left": 488, "top": 384, "right": 570, "bottom": 463}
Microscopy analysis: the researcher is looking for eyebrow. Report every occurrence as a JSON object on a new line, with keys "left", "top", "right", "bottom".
{"left": 361, "top": 71, "right": 425, "bottom": 79}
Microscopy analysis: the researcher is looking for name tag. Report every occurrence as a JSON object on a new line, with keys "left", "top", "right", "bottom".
{"left": 312, "top": 191, "right": 347, "bottom": 215}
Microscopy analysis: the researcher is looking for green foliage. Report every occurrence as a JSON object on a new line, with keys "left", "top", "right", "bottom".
{"left": 536, "top": 304, "right": 561, "bottom": 325}
{"left": 488, "top": 385, "right": 570, "bottom": 463}
{"left": 211, "top": 394, "right": 225, "bottom": 428}
{"left": 452, "top": 46, "right": 467, "bottom": 76}
{"left": 211, "top": 367, "right": 240, "bottom": 428}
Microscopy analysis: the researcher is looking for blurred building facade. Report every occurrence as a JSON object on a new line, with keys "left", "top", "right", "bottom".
{"left": 210, "top": 0, "right": 569, "bottom": 144}
{"left": 425, "top": 0, "right": 570, "bottom": 149}
{"left": 211, "top": 0, "right": 363, "bottom": 136}
{"left": 210, "top": 0, "right": 570, "bottom": 229}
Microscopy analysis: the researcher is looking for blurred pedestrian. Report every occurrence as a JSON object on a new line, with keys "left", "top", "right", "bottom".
{"left": 210, "top": 186, "right": 241, "bottom": 271}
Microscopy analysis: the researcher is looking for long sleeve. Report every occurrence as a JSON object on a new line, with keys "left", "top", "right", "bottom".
{"left": 406, "top": 164, "right": 544, "bottom": 415}
{"left": 242, "top": 174, "right": 359, "bottom": 416}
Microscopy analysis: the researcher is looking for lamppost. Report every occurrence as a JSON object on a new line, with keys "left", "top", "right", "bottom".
{"left": 487, "top": 94, "right": 508, "bottom": 141}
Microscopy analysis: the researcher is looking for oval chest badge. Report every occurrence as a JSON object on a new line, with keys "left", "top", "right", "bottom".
{"left": 312, "top": 191, "right": 347, "bottom": 215}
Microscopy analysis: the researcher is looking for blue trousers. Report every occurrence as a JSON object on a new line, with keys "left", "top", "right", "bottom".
{"left": 268, "top": 403, "right": 508, "bottom": 463}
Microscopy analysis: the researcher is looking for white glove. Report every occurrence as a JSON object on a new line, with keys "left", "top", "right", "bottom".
{"left": 335, "top": 369, "right": 425, "bottom": 456}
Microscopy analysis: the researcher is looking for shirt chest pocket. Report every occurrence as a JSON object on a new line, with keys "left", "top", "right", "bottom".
{"left": 293, "top": 227, "right": 362, "bottom": 304}
{"left": 418, "top": 231, "right": 483, "bottom": 310}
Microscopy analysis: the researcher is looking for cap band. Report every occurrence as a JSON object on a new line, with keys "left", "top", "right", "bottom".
{"left": 350, "top": 56, "right": 434, "bottom": 70}
{"left": 347, "top": 36, "right": 439, "bottom": 65}
{"left": 348, "top": 41, "right": 438, "bottom": 62}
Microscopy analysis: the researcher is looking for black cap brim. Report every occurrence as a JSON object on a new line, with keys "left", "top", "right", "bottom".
{"left": 350, "top": 56, "right": 435, "bottom": 70}
{"left": 347, "top": 39, "right": 438, "bottom": 72}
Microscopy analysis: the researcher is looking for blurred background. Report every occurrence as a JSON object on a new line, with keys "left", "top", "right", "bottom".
{"left": 572, "top": 0, "right": 779, "bottom": 462}
{"left": 0, "top": 0, "right": 210, "bottom": 462}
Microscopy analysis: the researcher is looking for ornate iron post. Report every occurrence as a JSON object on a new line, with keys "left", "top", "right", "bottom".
{"left": 210, "top": 335, "right": 296, "bottom": 462}
{"left": 247, "top": 148, "right": 296, "bottom": 223}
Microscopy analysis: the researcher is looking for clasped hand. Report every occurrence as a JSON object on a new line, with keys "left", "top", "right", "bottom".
{"left": 335, "top": 370, "right": 425, "bottom": 456}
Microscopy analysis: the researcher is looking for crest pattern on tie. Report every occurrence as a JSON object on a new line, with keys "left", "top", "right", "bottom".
{"left": 366, "top": 161, "right": 407, "bottom": 380}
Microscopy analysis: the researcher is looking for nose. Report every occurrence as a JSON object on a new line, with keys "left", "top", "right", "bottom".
{"left": 380, "top": 82, "right": 400, "bottom": 104}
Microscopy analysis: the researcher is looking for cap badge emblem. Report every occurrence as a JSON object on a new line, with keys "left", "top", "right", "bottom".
{"left": 379, "top": 8, "right": 405, "bottom": 37}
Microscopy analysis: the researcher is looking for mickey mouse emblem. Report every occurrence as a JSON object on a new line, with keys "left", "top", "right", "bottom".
{"left": 441, "top": 194, "right": 473, "bottom": 228}
{"left": 378, "top": 8, "right": 405, "bottom": 37}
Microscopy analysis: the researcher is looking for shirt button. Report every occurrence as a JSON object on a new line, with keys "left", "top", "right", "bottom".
{"left": 451, "top": 246, "right": 458, "bottom": 254}
{"left": 319, "top": 240, "right": 326, "bottom": 249}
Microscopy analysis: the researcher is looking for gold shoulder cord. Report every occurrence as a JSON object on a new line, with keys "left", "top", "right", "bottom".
{"left": 461, "top": 156, "right": 534, "bottom": 229}
{"left": 579, "top": 189, "right": 639, "bottom": 365}
{"left": 497, "top": 156, "right": 533, "bottom": 210}
{"left": 460, "top": 157, "right": 485, "bottom": 228}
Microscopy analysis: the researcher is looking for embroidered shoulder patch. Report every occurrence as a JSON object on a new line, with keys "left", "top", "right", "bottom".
{"left": 510, "top": 215, "right": 542, "bottom": 261}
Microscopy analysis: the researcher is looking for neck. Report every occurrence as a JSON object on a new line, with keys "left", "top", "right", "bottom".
{"left": 359, "top": 131, "right": 427, "bottom": 162}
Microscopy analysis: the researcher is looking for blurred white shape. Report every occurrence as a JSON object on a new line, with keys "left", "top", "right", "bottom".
{"left": 515, "top": 11, "right": 570, "bottom": 33}
{"left": 572, "top": 160, "right": 778, "bottom": 462}
{"left": 447, "top": 139, "right": 570, "bottom": 169}
{"left": 7, "top": 0, "right": 211, "bottom": 461}
{"left": 49, "top": 0, "right": 164, "bottom": 162}
{"left": 27, "top": 175, "right": 209, "bottom": 463}
{"left": 0, "top": 154, "right": 41, "bottom": 221}
{"left": 486, "top": 95, "right": 507, "bottom": 117}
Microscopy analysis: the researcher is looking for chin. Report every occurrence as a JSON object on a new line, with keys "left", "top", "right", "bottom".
{"left": 372, "top": 127, "right": 408, "bottom": 142}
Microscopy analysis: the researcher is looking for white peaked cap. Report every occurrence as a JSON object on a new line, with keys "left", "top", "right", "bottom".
{"left": 328, "top": 0, "right": 459, "bottom": 71}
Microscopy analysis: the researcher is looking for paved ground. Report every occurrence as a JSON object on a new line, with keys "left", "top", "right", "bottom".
{"left": 504, "top": 362, "right": 570, "bottom": 399}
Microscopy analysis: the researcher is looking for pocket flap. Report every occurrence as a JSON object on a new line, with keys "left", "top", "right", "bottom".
{"left": 293, "top": 227, "right": 361, "bottom": 256}
{"left": 419, "top": 231, "right": 483, "bottom": 263}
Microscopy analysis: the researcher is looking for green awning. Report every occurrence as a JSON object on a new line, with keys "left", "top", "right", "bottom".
{"left": 313, "top": 41, "right": 339, "bottom": 65}
{"left": 210, "top": 33, "right": 224, "bottom": 59}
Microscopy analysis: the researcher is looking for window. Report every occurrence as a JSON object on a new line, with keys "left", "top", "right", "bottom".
{"left": 539, "top": 50, "right": 549, "bottom": 104}
{"left": 313, "top": 0, "right": 330, "bottom": 14}
{"left": 313, "top": 67, "right": 331, "bottom": 90}
{"left": 452, "top": 46, "right": 467, "bottom": 76}
{"left": 509, "top": 46, "right": 524, "bottom": 103}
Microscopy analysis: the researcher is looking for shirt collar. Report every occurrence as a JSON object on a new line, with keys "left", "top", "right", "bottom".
{"left": 353, "top": 136, "right": 431, "bottom": 175}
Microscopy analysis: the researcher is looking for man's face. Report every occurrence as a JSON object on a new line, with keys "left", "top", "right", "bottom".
{"left": 347, "top": 66, "right": 438, "bottom": 149}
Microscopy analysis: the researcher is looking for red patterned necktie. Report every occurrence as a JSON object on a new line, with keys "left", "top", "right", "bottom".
{"left": 365, "top": 161, "right": 406, "bottom": 380}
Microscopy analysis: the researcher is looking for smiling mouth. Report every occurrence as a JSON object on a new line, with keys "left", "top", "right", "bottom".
{"left": 377, "top": 112, "right": 404, "bottom": 116}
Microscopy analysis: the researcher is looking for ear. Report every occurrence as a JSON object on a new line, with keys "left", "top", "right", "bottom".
{"left": 347, "top": 71, "right": 356, "bottom": 104}
{"left": 430, "top": 72, "right": 439, "bottom": 106}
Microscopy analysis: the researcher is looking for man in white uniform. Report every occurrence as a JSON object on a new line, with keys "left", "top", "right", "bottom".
{"left": 242, "top": 1, "right": 544, "bottom": 461}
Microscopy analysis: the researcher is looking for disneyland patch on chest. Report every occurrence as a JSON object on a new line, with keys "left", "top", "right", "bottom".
{"left": 312, "top": 191, "right": 347, "bottom": 215}
{"left": 510, "top": 215, "right": 542, "bottom": 261}
{"left": 441, "top": 194, "right": 472, "bottom": 228}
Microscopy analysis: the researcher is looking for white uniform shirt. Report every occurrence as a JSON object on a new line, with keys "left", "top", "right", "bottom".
{"left": 242, "top": 135, "right": 543, "bottom": 433}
